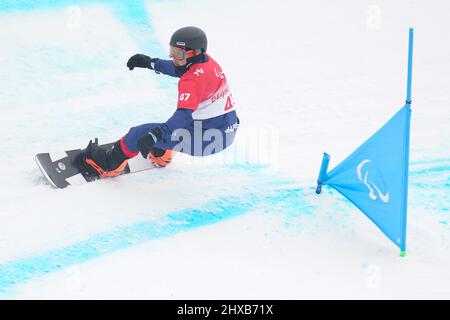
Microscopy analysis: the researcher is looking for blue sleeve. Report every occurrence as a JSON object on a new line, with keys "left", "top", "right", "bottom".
{"left": 159, "top": 108, "right": 193, "bottom": 141}
{"left": 153, "top": 59, "right": 180, "bottom": 78}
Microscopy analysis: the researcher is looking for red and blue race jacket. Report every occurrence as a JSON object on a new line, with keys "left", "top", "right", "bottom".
{"left": 121, "top": 54, "right": 239, "bottom": 157}
{"left": 157, "top": 54, "right": 238, "bottom": 144}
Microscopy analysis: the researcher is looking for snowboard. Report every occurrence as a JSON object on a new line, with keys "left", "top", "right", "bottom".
{"left": 35, "top": 142, "right": 156, "bottom": 188}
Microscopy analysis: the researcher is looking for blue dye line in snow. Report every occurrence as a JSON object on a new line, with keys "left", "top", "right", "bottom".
{"left": 0, "top": 0, "right": 166, "bottom": 57}
{"left": 0, "top": 166, "right": 448, "bottom": 295}
{"left": 410, "top": 158, "right": 450, "bottom": 166}
{"left": 0, "top": 195, "right": 257, "bottom": 294}
{"left": 0, "top": 0, "right": 145, "bottom": 13}
{"left": 0, "top": 187, "right": 309, "bottom": 295}
{"left": 410, "top": 165, "right": 450, "bottom": 176}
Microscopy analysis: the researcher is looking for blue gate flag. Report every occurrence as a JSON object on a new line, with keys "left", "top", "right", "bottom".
{"left": 316, "top": 28, "right": 413, "bottom": 255}
{"left": 317, "top": 105, "right": 411, "bottom": 253}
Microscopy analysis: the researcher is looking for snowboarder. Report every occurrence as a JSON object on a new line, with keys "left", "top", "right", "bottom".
{"left": 82, "top": 26, "right": 239, "bottom": 177}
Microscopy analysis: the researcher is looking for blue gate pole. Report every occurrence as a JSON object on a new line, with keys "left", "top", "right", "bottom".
{"left": 316, "top": 153, "right": 330, "bottom": 194}
{"left": 405, "top": 28, "right": 414, "bottom": 105}
{"left": 400, "top": 28, "right": 414, "bottom": 257}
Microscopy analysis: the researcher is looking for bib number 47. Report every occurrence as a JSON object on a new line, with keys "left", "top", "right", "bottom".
{"left": 179, "top": 93, "right": 191, "bottom": 101}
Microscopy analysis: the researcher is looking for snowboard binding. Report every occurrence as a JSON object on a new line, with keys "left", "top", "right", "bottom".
{"left": 74, "top": 138, "right": 103, "bottom": 182}
{"left": 75, "top": 138, "right": 131, "bottom": 180}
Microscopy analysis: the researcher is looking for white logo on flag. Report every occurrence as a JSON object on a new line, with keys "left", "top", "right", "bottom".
{"left": 356, "top": 159, "right": 390, "bottom": 203}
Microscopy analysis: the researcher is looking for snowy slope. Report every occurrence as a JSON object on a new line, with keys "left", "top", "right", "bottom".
{"left": 1, "top": 0, "right": 450, "bottom": 299}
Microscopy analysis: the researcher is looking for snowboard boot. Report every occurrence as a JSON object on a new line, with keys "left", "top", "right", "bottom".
{"left": 148, "top": 148, "right": 174, "bottom": 168}
{"left": 83, "top": 139, "right": 129, "bottom": 177}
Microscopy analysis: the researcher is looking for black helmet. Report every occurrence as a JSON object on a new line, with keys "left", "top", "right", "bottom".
{"left": 170, "top": 26, "right": 207, "bottom": 52}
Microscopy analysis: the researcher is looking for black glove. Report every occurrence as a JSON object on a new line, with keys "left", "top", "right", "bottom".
{"left": 137, "top": 127, "right": 163, "bottom": 158}
{"left": 127, "top": 54, "right": 155, "bottom": 70}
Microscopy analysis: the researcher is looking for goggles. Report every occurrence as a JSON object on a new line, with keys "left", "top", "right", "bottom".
{"left": 169, "top": 45, "right": 203, "bottom": 62}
